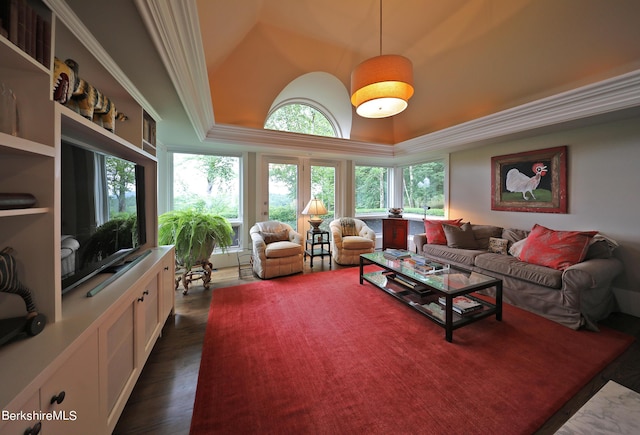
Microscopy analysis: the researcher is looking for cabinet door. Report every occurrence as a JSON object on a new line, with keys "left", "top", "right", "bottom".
{"left": 161, "top": 249, "right": 175, "bottom": 319}
{"left": 40, "top": 331, "right": 101, "bottom": 435}
{"left": 137, "top": 276, "right": 161, "bottom": 366}
{"left": 101, "top": 300, "right": 137, "bottom": 432}
{"left": 0, "top": 390, "right": 40, "bottom": 435}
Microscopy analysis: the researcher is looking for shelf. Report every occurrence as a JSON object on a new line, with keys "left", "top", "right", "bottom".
{"left": 59, "top": 105, "right": 157, "bottom": 164}
{"left": 142, "top": 139, "right": 156, "bottom": 157}
{"left": 0, "top": 207, "right": 50, "bottom": 218}
{"left": 0, "top": 34, "right": 50, "bottom": 75}
{"left": 0, "top": 132, "right": 55, "bottom": 157}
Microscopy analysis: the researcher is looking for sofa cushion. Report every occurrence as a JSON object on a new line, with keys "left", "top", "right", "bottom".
{"left": 520, "top": 224, "right": 597, "bottom": 271}
{"left": 342, "top": 236, "right": 374, "bottom": 250}
{"left": 423, "top": 218, "right": 463, "bottom": 245}
{"left": 443, "top": 222, "right": 479, "bottom": 249}
{"left": 265, "top": 241, "right": 301, "bottom": 258}
{"left": 421, "top": 244, "right": 485, "bottom": 267}
{"left": 475, "top": 253, "right": 563, "bottom": 289}
{"left": 470, "top": 225, "right": 503, "bottom": 249}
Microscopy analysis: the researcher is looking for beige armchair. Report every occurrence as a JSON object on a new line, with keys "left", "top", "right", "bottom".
{"left": 250, "top": 220, "right": 304, "bottom": 279}
{"left": 330, "top": 218, "right": 376, "bottom": 265}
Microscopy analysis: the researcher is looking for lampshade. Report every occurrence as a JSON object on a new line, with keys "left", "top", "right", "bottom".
{"left": 302, "top": 197, "right": 328, "bottom": 216}
{"left": 302, "top": 197, "right": 328, "bottom": 232}
{"left": 350, "top": 54, "right": 414, "bottom": 118}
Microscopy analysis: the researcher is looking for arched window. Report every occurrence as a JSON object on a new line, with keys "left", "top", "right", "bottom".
{"left": 265, "top": 102, "right": 336, "bottom": 137}
{"left": 264, "top": 72, "right": 352, "bottom": 139}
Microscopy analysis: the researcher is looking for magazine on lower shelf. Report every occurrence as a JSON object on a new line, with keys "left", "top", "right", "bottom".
{"left": 385, "top": 273, "right": 430, "bottom": 294}
{"left": 438, "top": 296, "right": 483, "bottom": 314}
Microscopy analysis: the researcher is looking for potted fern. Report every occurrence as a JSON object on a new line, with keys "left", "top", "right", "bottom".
{"left": 158, "top": 209, "right": 233, "bottom": 293}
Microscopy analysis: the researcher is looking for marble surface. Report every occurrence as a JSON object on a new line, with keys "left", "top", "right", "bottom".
{"left": 555, "top": 380, "right": 640, "bottom": 434}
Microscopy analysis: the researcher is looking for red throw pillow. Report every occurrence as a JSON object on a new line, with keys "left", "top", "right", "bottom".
{"left": 423, "top": 218, "right": 463, "bottom": 245}
{"left": 519, "top": 224, "right": 597, "bottom": 270}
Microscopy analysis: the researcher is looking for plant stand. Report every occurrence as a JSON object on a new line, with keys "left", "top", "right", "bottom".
{"left": 175, "top": 260, "right": 213, "bottom": 295}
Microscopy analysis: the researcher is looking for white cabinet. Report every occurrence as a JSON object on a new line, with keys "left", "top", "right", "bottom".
{"left": 100, "top": 250, "right": 174, "bottom": 433}
{"left": 0, "top": 247, "right": 175, "bottom": 435}
{"left": 40, "top": 332, "right": 101, "bottom": 434}
{"left": 101, "top": 299, "right": 136, "bottom": 431}
{"left": 0, "top": 390, "right": 40, "bottom": 435}
{"left": 0, "top": 331, "right": 100, "bottom": 435}
{"left": 161, "top": 253, "right": 176, "bottom": 320}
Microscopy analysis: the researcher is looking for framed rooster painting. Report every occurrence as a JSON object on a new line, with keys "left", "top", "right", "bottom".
{"left": 491, "top": 146, "right": 567, "bottom": 213}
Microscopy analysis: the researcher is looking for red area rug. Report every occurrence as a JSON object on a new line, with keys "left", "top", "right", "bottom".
{"left": 190, "top": 267, "right": 633, "bottom": 435}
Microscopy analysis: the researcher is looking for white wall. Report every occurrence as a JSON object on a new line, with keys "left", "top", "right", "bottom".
{"left": 448, "top": 116, "right": 640, "bottom": 315}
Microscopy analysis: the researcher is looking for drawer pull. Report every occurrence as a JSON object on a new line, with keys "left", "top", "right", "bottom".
{"left": 50, "top": 390, "right": 65, "bottom": 404}
{"left": 24, "top": 421, "right": 41, "bottom": 435}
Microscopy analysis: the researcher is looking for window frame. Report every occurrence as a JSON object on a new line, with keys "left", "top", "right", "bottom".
{"left": 169, "top": 150, "right": 244, "bottom": 250}
{"left": 265, "top": 99, "right": 340, "bottom": 138}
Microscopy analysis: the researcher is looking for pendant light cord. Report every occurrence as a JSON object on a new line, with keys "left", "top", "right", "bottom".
{"left": 379, "top": 0, "right": 383, "bottom": 55}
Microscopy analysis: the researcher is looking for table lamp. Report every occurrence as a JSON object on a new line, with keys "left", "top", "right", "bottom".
{"left": 302, "top": 197, "right": 328, "bottom": 232}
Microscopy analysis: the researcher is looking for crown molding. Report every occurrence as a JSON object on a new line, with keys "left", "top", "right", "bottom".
{"left": 204, "top": 124, "right": 394, "bottom": 158}
{"left": 395, "top": 68, "right": 640, "bottom": 156}
{"left": 45, "top": 0, "right": 161, "bottom": 121}
{"left": 135, "top": 0, "right": 213, "bottom": 141}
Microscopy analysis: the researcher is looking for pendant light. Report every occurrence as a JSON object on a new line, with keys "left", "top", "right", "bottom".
{"left": 351, "top": 0, "right": 414, "bottom": 118}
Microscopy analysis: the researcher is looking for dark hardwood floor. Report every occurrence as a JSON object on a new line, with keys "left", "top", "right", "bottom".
{"left": 113, "top": 257, "right": 640, "bottom": 434}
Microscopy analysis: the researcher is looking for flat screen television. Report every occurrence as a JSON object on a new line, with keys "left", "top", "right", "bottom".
{"left": 61, "top": 140, "right": 146, "bottom": 294}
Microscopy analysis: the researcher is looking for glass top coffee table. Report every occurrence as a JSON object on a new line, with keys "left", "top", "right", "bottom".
{"left": 360, "top": 251, "right": 502, "bottom": 342}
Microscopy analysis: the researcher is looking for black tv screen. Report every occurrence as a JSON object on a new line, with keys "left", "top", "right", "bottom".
{"left": 61, "top": 140, "right": 146, "bottom": 294}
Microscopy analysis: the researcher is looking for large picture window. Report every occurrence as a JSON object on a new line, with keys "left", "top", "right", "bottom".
{"left": 172, "top": 153, "right": 241, "bottom": 246}
{"left": 402, "top": 160, "right": 445, "bottom": 218}
{"left": 355, "top": 165, "right": 390, "bottom": 215}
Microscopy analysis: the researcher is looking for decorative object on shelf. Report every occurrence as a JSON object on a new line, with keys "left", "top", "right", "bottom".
{"left": 0, "top": 82, "right": 18, "bottom": 136}
{"left": 143, "top": 110, "right": 156, "bottom": 145}
{"left": 0, "top": 193, "right": 36, "bottom": 210}
{"left": 301, "top": 197, "right": 328, "bottom": 232}
{"left": 0, "top": 247, "right": 46, "bottom": 347}
{"left": 491, "top": 146, "right": 568, "bottom": 213}
{"left": 158, "top": 210, "right": 233, "bottom": 294}
{"left": 350, "top": 0, "right": 414, "bottom": 118}
{"left": 0, "top": 0, "right": 51, "bottom": 67}
{"left": 52, "top": 57, "right": 128, "bottom": 133}
{"left": 388, "top": 207, "right": 403, "bottom": 218}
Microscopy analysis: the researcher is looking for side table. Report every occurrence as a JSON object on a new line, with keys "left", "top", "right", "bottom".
{"left": 304, "top": 229, "right": 331, "bottom": 268}
{"left": 382, "top": 218, "right": 408, "bottom": 250}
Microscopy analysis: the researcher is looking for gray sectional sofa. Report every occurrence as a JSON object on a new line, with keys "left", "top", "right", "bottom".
{"left": 413, "top": 224, "right": 623, "bottom": 330}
